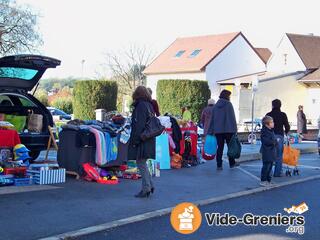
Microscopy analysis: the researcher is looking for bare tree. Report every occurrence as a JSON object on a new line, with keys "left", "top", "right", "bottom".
{"left": 0, "top": 0, "right": 42, "bottom": 55}
{"left": 105, "top": 45, "right": 154, "bottom": 96}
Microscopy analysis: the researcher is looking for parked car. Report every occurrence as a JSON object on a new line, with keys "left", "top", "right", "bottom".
{"left": 0, "top": 54, "right": 61, "bottom": 160}
{"left": 47, "top": 107, "right": 71, "bottom": 120}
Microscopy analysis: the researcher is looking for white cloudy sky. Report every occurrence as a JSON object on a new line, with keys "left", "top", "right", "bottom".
{"left": 17, "top": 0, "right": 320, "bottom": 79}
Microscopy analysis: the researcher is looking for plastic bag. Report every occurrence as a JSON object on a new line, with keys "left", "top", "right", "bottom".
{"left": 204, "top": 134, "right": 217, "bottom": 155}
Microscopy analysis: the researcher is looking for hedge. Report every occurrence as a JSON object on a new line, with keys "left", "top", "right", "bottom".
{"left": 157, "top": 80, "right": 211, "bottom": 122}
{"left": 73, "top": 80, "right": 118, "bottom": 120}
{"left": 52, "top": 97, "right": 73, "bottom": 114}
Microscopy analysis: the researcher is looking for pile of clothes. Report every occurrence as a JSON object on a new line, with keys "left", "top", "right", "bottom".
{"left": 65, "top": 117, "right": 131, "bottom": 167}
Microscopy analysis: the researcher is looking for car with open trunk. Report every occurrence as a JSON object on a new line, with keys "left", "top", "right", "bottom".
{"left": 0, "top": 54, "right": 61, "bottom": 160}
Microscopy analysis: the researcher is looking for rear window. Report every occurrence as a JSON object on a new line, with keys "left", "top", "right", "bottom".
{"left": 0, "top": 67, "right": 38, "bottom": 80}
{"left": 0, "top": 94, "right": 36, "bottom": 107}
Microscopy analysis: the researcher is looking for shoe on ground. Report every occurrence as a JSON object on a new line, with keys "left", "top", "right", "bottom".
{"left": 230, "top": 162, "right": 240, "bottom": 168}
{"left": 260, "top": 181, "right": 269, "bottom": 187}
{"left": 217, "top": 167, "right": 223, "bottom": 171}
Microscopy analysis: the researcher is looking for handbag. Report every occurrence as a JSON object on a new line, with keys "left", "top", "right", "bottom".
{"left": 140, "top": 109, "right": 165, "bottom": 141}
{"left": 227, "top": 134, "right": 242, "bottom": 159}
{"left": 27, "top": 111, "right": 43, "bottom": 133}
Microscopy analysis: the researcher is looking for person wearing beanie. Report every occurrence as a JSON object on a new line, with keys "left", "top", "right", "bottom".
{"left": 266, "top": 99, "right": 290, "bottom": 177}
{"left": 208, "top": 89, "right": 239, "bottom": 170}
{"left": 201, "top": 99, "right": 215, "bottom": 137}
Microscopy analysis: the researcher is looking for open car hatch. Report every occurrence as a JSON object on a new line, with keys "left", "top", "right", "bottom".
{"left": 0, "top": 55, "right": 61, "bottom": 91}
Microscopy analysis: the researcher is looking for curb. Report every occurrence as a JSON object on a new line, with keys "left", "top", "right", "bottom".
{"left": 39, "top": 174, "right": 320, "bottom": 240}
{"left": 237, "top": 147, "right": 318, "bottom": 163}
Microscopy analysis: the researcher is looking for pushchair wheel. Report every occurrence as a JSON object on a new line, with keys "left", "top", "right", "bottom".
{"left": 293, "top": 168, "right": 300, "bottom": 176}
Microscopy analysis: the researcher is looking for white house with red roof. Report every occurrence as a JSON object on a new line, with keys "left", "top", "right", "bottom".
{"left": 256, "top": 33, "right": 320, "bottom": 125}
{"left": 144, "top": 32, "right": 268, "bottom": 122}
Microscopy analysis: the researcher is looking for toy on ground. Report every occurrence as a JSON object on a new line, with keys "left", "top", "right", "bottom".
{"left": 13, "top": 144, "right": 31, "bottom": 166}
{"left": 82, "top": 163, "right": 119, "bottom": 184}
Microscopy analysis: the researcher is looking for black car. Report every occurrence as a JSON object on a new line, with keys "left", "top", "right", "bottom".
{"left": 0, "top": 55, "right": 61, "bottom": 160}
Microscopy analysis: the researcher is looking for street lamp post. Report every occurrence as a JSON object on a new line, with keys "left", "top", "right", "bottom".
{"left": 81, "top": 59, "right": 85, "bottom": 78}
{"left": 250, "top": 76, "right": 259, "bottom": 144}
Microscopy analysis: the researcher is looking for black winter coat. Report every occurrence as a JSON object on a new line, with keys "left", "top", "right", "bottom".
{"left": 169, "top": 116, "right": 182, "bottom": 154}
{"left": 128, "top": 100, "right": 156, "bottom": 160}
{"left": 267, "top": 108, "right": 290, "bottom": 136}
{"left": 260, "top": 126, "right": 277, "bottom": 162}
{"left": 208, "top": 98, "right": 237, "bottom": 134}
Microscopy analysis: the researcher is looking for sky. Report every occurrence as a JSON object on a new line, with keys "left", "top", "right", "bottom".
{"left": 17, "top": 0, "right": 320, "bottom": 79}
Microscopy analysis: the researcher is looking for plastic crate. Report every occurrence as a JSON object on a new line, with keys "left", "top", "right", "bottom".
{"left": 27, "top": 168, "right": 66, "bottom": 185}
{"left": 13, "top": 177, "right": 34, "bottom": 186}
{"left": 0, "top": 175, "right": 14, "bottom": 186}
{"left": 4, "top": 167, "right": 27, "bottom": 176}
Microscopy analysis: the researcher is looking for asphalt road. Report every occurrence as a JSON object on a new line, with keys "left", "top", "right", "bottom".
{"left": 80, "top": 179, "right": 320, "bottom": 240}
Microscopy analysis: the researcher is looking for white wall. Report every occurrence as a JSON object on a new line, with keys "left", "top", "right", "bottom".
{"left": 205, "top": 34, "right": 266, "bottom": 99}
{"left": 146, "top": 72, "right": 206, "bottom": 98}
{"left": 267, "top": 35, "right": 306, "bottom": 73}
{"left": 255, "top": 73, "right": 308, "bottom": 125}
{"left": 305, "top": 88, "right": 320, "bottom": 125}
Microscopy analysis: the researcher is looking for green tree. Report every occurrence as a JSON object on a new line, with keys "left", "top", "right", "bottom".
{"left": 34, "top": 89, "right": 48, "bottom": 106}
{"left": 0, "top": 0, "right": 42, "bottom": 55}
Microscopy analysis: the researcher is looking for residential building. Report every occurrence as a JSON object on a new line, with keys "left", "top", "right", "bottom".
{"left": 257, "top": 33, "right": 320, "bottom": 126}
{"left": 144, "top": 32, "right": 267, "bottom": 122}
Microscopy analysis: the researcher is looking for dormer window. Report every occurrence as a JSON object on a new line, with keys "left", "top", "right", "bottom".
{"left": 189, "top": 49, "right": 201, "bottom": 58}
{"left": 175, "top": 50, "right": 185, "bottom": 58}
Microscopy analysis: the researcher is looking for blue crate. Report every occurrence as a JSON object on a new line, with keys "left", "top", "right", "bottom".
{"left": 13, "top": 177, "right": 34, "bottom": 186}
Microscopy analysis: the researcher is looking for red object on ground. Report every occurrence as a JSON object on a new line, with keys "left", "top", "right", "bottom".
{"left": 4, "top": 167, "right": 27, "bottom": 176}
{"left": 97, "top": 178, "right": 119, "bottom": 185}
{"left": 82, "top": 163, "right": 119, "bottom": 184}
{"left": 121, "top": 173, "right": 140, "bottom": 180}
{"left": 166, "top": 127, "right": 198, "bottom": 157}
{"left": 82, "top": 163, "right": 100, "bottom": 181}
{"left": 0, "top": 129, "right": 21, "bottom": 147}
{"left": 119, "top": 165, "right": 127, "bottom": 171}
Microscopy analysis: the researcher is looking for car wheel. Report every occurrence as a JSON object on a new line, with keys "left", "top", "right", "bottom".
{"left": 29, "top": 151, "right": 41, "bottom": 162}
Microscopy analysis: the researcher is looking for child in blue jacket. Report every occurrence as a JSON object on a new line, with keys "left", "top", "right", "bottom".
{"left": 260, "top": 116, "right": 277, "bottom": 186}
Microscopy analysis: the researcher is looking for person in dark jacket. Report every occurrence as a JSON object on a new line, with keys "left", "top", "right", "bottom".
{"left": 266, "top": 99, "right": 290, "bottom": 177}
{"left": 297, "top": 105, "right": 307, "bottom": 136}
{"left": 208, "top": 90, "right": 239, "bottom": 170}
{"left": 260, "top": 116, "right": 277, "bottom": 187}
{"left": 201, "top": 99, "right": 215, "bottom": 137}
{"left": 128, "top": 86, "right": 155, "bottom": 198}
{"left": 147, "top": 88, "right": 160, "bottom": 117}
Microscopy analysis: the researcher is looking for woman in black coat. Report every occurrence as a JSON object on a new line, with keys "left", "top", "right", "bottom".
{"left": 297, "top": 105, "right": 307, "bottom": 136}
{"left": 128, "top": 86, "right": 156, "bottom": 198}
